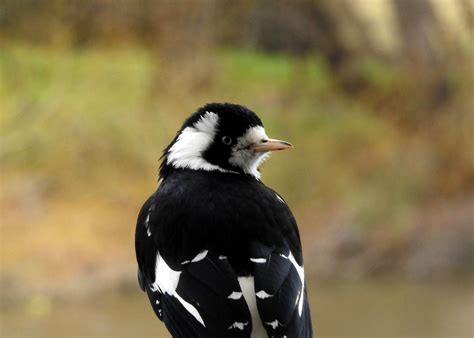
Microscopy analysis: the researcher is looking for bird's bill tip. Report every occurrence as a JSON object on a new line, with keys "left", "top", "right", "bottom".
{"left": 249, "top": 139, "right": 293, "bottom": 152}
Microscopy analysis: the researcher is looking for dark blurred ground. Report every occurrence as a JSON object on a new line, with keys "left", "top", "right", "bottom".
{"left": 0, "top": 0, "right": 473, "bottom": 336}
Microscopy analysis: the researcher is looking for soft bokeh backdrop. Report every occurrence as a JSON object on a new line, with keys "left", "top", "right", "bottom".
{"left": 1, "top": 0, "right": 473, "bottom": 337}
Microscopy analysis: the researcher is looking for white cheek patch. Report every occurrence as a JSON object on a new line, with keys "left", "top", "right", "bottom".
{"left": 167, "top": 112, "right": 234, "bottom": 173}
{"left": 229, "top": 126, "right": 270, "bottom": 179}
{"left": 166, "top": 114, "right": 270, "bottom": 179}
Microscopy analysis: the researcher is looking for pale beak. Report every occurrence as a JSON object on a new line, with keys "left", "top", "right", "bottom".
{"left": 249, "top": 139, "right": 292, "bottom": 152}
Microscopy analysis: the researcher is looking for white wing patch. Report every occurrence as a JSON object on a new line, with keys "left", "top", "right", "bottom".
{"left": 152, "top": 251, "right": 206, "bottom": 327}
{"left": 144, "top": 213, "right": 152, "bottom": 237}
{"left": 174, "top": 293, "right": 206, "bottom": 326}
{"left": 228, "top": 321, "right": 249, "bottom": 330}
{"left": 265, "top": 319, "right": 283, "bottom": 330}
{"left": 280, "top": 251, "right": 305, "bottom": 316}
{"left": 180, "top": 250, "right": 208, "bottom": 265}
{"left": 238, "top": 276, "right": 266, "bottom": 337}
{"left": 256, "top": 290, "right": 273, "bottom": 299}
{"left": 228, "top": 291, "right": 243, "bottom": 300}
{"left": 144, "top": 203, "right": 155, "bottom": 237}
{"left": 274, "top": 193, "right": 285, "bottom": 204}
{"left": 250, "top": 257, "right": 267, "bottom": 263}
{"left": 191, "top": 250, "right": 208, "bottom": 262}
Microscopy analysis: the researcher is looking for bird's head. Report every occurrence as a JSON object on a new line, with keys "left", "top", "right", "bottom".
{"left": 159, "top": 103, "right": 291, "bottom": 179}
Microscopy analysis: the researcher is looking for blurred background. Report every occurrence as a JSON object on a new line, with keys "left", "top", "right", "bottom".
{"left": 0, "top": 0, "right": 473, "bottom": 337}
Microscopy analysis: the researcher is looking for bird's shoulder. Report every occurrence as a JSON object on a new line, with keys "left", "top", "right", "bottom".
{"left": 159, "top": 169, "right": 272, "bottom": 200}
{"left": 154, "top": 169, "right": 291, "bottom": 223}
{"left": 137, "top": 169, "right": 302, "bottom": 271}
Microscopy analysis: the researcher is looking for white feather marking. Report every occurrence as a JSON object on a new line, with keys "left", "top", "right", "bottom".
{"left": 295, "top": 290, "right": 301, "bottom": 306}
{"left": 265, "top": 319, "right": 282, "bottom": 330}
{"left": 197, "top": 111, "right": 219, "bottom": 133}
{"left": 274, "top": 193, "right": 285, "bottom": 204}
{"left": 166, "top": 111, "right": 236, "bottom": 174}
{"left": 152, "top": 252, "right": 205, "bottom": 326}
{"left": 250, "top": 257, "right": 267, "bottom": 263}
{"left": 191, "top": 250, "right": 208, "bottom": 262}
{"left": 255, "top": 290, "right": 273, "bottom": 299}
{"left": 152, "top": 254, "right": 180, "bottom": 294}
{"left": 149, "top": 284, "right": 160, "bottom": 293}
{"left": 229, "top": 126, "right": 270, "bottom": 179}
{"left": 228, "top": 291, "right": 243, "bottom": 300}
{"left": 145, "top": 213, "right": 151, "bottom": 237}
{"left": 181, "top": 260, "right": 190, "bottom": 265}
{"left": 218, "top": 255, "right": 227, "bottom": 260}
{"left": 228, "top": 321, "right": 249, "bottom": 330}
{"left": 238, "top": 276, "right": 266, "bottom": 338}
{"left": 175, "top": 293, "right": 206, "bottom": 326}
{"left": 280, "top": 251, "right": 305, "bottom": 316}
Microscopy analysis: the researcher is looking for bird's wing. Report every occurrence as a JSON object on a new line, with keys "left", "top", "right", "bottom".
{"left": 135, "top": 194, "right": 252, "bottom": 337}
{"left": 249, "top": 241, "right": 313, "bottom": 338}
{"left": 144, "top": 251, "right": 253, "bottom": 337}
{"left": 135, "top": 193, "right": 164, "bottom": 318}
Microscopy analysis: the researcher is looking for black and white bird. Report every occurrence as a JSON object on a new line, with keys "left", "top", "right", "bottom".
{"left": 135, "top": 103, "right": 312, "bottom": 337}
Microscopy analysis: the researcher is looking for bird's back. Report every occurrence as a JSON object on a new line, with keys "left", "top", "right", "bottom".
{"left": 136, "top": 169, "right": 312, "bottom": 337}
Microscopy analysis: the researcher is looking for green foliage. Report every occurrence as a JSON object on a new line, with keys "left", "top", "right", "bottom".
{"left": 358, "top": 58, "right": 396, "bottom": 89}
{"left": 1, "top": 45, "right": 160, "bottom": 178}
{"left": 1, "top": 42, "right": 471, "bottom": 235}
{"left": 218, "top": 50, "right": 330, "bottom": 89}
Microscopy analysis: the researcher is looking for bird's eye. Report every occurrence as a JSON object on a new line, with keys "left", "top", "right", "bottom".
{"left": 221, "top": 136, "right": 232, "bottom": 145}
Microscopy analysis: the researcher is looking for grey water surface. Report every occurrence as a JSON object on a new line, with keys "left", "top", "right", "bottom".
{"left": 2, "top": 280, "right": 473, "bottom": 337}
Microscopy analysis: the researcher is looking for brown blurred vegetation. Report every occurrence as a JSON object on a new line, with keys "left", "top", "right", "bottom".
{"left": 0, "top": 0, "right": 473, "bottom": 300}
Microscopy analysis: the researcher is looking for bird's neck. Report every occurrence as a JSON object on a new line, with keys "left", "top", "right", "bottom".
{"left": 158, "top": 164, "right": 261, "bottom": 182}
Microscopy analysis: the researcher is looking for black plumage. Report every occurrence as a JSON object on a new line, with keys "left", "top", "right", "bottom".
{"left": 135, "top": 103, "right": 312, "bottom": 337}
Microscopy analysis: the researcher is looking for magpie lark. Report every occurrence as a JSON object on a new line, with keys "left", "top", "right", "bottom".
{"left": 135, "top": 103, "right": 312, "bottom": 337}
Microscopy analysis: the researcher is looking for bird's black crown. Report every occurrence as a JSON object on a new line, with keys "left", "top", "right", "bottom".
{"left": 181, "top": 103, "right": 263, "bottom": 132}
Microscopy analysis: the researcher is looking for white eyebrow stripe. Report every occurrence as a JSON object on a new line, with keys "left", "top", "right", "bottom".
{"left": 166, "top": 112, "right": 237, "bottom": 174}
